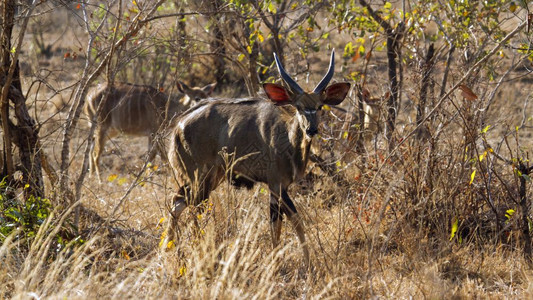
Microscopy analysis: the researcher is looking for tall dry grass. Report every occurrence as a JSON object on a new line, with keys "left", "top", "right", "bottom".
{"left": 3, "top": 150, "right": 533, "bottom": 299}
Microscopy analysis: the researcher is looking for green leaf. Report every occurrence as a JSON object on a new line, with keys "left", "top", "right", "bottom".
{"left": 267, "top": 2, "right": 276, "bottom": 13}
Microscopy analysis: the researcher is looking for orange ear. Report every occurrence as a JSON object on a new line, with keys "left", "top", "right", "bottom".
{"left": 263, "top": 83, "right": 292, "bottom": 105}
{"left": 323, "top": 83, "right": 350, "bottom": 106}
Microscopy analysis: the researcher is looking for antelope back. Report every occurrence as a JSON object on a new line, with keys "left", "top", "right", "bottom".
{"left": 86, "top": 83, "right": 179, "bottom": 136}
{"left": 169, "top": 50, "right": 351, "bottom": 191}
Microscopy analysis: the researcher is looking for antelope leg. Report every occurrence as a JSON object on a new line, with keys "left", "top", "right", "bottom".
{"left": 269, "top": 192, "right": 283, "bottom": 248}
{"left": 281, "top": 190, "right": 310, "bottom": 266}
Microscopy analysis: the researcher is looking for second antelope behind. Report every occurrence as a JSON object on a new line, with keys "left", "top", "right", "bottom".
{"left": 85, "top": 81, "right": 216, "bottom": 181}
{"left": 163, "top": 50, "right": 350, "bottom": 267}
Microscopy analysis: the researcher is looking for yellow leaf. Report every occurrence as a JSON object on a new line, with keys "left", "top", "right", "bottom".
{"left": 107, "top": 174, "right": 118, "bottom": 182}
{"left": 118, "top": 177, "right": 128, "bottom": 185}
{"left": 342, "top": 131, "right": 349, "bottom": 139}
{"left": 159, "top": 231, "right": 167, "bottom": 245}
{"left": 179, "top": 266, "right": 186, "bottom": 276}
{"left": 481, "top": 125, "right": 491, "bottom": 134}
{"left": 166, "top": 240, "right": 175, "bottom": 249}
{"left": 450, "top": 218, "right": 458, "bottom": 241}
{"left": 257, "top": 32, "right": 264, "bottom": 43}
{"left": 479, "top": 151, "right": 487, "bottom": 162}
{"left": 246, "top": 45, "right": 252, "bottom": 54}
{"left": 358, "top": 44, "right": 365, "bottom": 55}
{"left": 510, "top": 2, "right": 517, "bottom": 13}
{"left": 197, "top": 214, "right": 203, "bottom": 220}
{"left": 322, "top": 104, "right": 331, "bottom": 111}
{"left": 156, "top": 217, "right": 165, "bottom": 229}
{"left": 469, "top": 170, "right": 476, "bottom": 185}
{"left": 121, "top": 250, "right": 130, "bottom": 260}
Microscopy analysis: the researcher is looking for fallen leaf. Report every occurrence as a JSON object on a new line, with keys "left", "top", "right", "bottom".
{"left": 459, "top": 84, "right": 478, "bottom": 101}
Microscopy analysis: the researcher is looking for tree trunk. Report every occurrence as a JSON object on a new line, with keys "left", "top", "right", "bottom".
{"left": 416, "top": 43, "right": 435, "bottom": 126}
{"left": 210, "top": 0, "right": 227, "bottom": 85}
{"left": 1, "top": 0, "right": 44, "bottom": 198}
{"left": 384, "top": 27, "right": 401, "bottom": 147}
{"left": 1, "top": 0, "right": 16, "bottom": 178}
{"left": 519, "top": 163, "right": 532, "bottom": 263}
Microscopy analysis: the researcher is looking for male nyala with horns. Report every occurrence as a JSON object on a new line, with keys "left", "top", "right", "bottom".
{"left": 164, "top": 50, "right": 350, "bottom": 266}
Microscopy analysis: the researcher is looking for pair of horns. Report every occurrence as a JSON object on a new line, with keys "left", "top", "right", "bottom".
{"left": 273, "top": 49, "right": 335, "bottom": 95}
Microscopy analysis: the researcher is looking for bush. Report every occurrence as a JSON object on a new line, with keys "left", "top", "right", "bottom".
{"left": 0, "top": 178, "right": 51, "bottom": 244}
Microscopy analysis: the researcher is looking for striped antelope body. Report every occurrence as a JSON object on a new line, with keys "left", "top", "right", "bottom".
{"left": 85, "top": 81, "right": 216, "bottom": 180}
{"left": 164, "top": 51, "right": 350, "bottom": 266}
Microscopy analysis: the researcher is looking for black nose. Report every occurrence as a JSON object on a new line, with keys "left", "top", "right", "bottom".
{"left": 306, "top": 128, "right": 318, "bottom": 137}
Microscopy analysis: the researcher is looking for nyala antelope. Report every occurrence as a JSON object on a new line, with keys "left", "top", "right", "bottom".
{"left": 85, "top": 81, "right": 216, "bottom": 180}
{"left": 164, "top": 51, "right": 350, "bottom": 266}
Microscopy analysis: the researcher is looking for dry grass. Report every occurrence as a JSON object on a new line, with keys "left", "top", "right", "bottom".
{"left": 2, "top": 3, "right": 533, "bottom": 299}
{"left": 3, "top": 147, "right": 533, "bottom": 299}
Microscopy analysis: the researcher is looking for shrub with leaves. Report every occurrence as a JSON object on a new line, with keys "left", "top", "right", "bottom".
{"left": 0, "top": 179, "right": 51, "bottom": 244}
